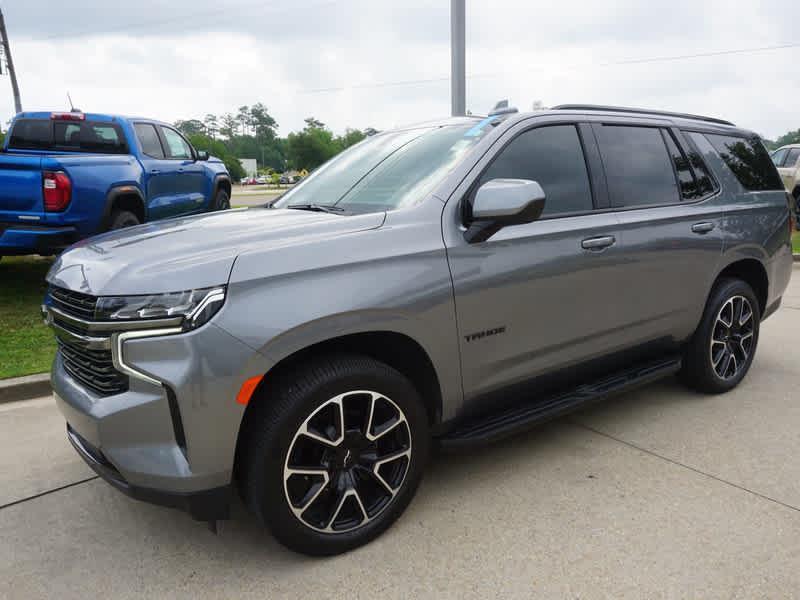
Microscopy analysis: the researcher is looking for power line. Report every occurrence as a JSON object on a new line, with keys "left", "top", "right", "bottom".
{"left": 299, "top": 41, "right": 800, "bottom": 95}
{"left": 32, "top": 0, "right": 339, "bottom": 42}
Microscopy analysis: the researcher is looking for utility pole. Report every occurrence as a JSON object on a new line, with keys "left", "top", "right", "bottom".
{"left": 0, "top": 7, "right": 22, "bottom": 114}
{"left": 450, "top": 0, "right": 465, "bottom": 116}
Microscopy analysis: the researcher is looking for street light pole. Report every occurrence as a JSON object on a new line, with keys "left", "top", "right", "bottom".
{"left": 0, "top": 8, "right": 22, "bottom": 114}
{"left": 450, "top": 0, "right": 465, "bottom": 116}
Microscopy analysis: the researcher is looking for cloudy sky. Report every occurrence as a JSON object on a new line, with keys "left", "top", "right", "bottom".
{"left": 0, "top": 0, "right": 798, "bottom": 138}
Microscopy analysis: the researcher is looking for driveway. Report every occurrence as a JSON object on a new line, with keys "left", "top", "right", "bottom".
{"left": 2, "top": 267, "right": 799, "bottom": 599}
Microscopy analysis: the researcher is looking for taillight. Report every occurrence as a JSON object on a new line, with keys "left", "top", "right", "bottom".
{"left": 43, "top": 171, "right": 72, "bottom": 212}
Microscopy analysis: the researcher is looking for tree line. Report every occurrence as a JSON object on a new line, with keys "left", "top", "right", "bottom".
{"left": 174, "top": 103, "right": 370, "bottom": 180}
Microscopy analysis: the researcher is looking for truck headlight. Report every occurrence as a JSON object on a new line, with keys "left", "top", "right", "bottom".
{"left": 95, "top": 287, "right": 226, "bottom": 330}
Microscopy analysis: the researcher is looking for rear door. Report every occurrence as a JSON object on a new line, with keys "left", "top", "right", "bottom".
{"left": 157, "top": 125, "right": 206, "bottom": 215}
{"left": 133, "top": 122, "right": 175, "bottom": 220}
{"left": 592, "top": 121, "right": 724, "bottom": 346}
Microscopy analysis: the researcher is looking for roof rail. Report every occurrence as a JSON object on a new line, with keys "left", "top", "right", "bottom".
{"left": 551, "top": 104, "right": 735, "bottom": 127}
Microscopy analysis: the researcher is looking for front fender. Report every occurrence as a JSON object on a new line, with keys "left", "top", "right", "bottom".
{"left": 216, "top": 201, "right": 464, "bottom": 420}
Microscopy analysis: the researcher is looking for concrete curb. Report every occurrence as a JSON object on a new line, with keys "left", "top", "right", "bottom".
{"left": 0, "top": 373, "right": 51, "bottom": 405}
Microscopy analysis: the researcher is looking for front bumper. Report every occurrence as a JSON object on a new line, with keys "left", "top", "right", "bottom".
{"left": 50, "top": 313, "right": 268, "bottom": 520}
{"left": 66, "top": 423, "right": 231, "bottom": 521}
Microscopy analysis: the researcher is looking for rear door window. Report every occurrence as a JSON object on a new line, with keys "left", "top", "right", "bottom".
{"left": 594, "top": 125, "right": 679, "bottom": 207}
{"left": 134, "top": 123, "right": 165, "bottom": 158}
{"left": 477, "top": 124, "right": 594, "bottom": 217}
{"left": 704, "top": 134, "right": 783, "bottom": 191}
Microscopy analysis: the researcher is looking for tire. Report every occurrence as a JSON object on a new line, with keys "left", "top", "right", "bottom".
{"left": 680, "top": 277, "right": 760, "bottom": 394}
{"left": 108, "top": 209, "right": 140, "bottom": 230}
{"left": 239, "top": 354, "right": 430, "bottom": 556}
{"left": 211, "top": 189, "right": 230, "bottom": 211}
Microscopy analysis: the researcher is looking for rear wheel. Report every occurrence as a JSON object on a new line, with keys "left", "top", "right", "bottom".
{"left": 681, "top": 277, "right": 760, "bottom": 393}
{"left": 239, "top": 355, "right": 430, "bottom": 556}
{"left": 109, "top": 209, "right": 140, "bottom": 230}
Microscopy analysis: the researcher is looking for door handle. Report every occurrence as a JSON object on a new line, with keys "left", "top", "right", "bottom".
{"left": 581, "top": 235, "right": 616, "bottom": 250}
{"left": 149, "top": 169, "right": 160, "bottom": 174}
{"left": 691, "top": 222, "right": 715, "bottom": 234}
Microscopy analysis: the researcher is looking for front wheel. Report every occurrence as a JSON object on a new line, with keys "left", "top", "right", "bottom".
{"left": 680, "top": 277, "right": 760, "bottom": 393}
{"left": 211, "top": 189, "right": 230, "bottom": 211}
{"left": 239, "top": 355, "right": 430, "bottom": 556}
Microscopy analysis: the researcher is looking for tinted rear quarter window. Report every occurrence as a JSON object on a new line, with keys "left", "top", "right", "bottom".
{"left": 662, "top": 131, "right": 698, "bottom": 199}
{"left": 594, "top": 125, "right": 679, "bottom": 207}
{"left": 704, "top": 134, "right": 783, "bottom": 191}
{"left": 478, "top": 124, "right": 593, "bottom": 216}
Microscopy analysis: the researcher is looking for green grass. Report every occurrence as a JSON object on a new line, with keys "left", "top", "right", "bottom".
{"left": 793, "top": 231, "right": 800, "bottom": 254}
{"left": 0, "top": 256, "right": 56, "bottom": 379}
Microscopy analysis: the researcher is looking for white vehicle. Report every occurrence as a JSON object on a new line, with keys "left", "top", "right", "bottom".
{"left": 771, "top": 144, "right": 800, "bottom": 199}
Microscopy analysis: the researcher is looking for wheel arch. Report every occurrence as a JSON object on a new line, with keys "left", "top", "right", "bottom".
{"left": 245, "top": 330, "right": 442, "bottom": 424}
{"left": 233, "top": 330, "right": 444, "bottom": 478}
{"left": 213, "top": 174, "right": 232, "bottom": 202}
{"left": 711, "top": 258, "right": 769, "bottom": 317}
{"left": 102, "top": 185, "right": 146, "bottom": 230}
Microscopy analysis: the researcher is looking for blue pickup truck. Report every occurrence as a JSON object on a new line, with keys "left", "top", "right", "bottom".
{"left": 0, "top": 111, "right": 231, "bottom": 257}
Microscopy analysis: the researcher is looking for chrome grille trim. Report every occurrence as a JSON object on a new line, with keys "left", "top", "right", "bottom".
{"left": 49, "top": 286, "right": 97, "bottom": 319}
{"left": 44, "top": 288, "right": 186, "bottom": 395}
{"left": 57, "top": 340, "right": 128, "bottom": 395}
{"left": 46, "top": 304, "right": 183, "bottom": 333}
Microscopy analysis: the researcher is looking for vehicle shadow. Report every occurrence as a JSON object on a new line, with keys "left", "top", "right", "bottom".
{"left": 118, "top": 375, "right": 700, "bottom": 565}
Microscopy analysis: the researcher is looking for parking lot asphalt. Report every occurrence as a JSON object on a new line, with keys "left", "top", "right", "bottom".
{"left": 2, "top": 267, "right": 799, "bottom": 599}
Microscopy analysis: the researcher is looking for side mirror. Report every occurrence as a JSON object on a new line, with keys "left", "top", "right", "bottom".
{"left": 196, "top": 150, "right": 210, "bottom": 161}
{"left": 465, "top": 179, "right": 546, "bottom": 243}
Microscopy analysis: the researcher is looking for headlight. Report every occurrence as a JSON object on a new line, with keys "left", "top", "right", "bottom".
{"left": 95, "top": 286, "right": 226, "bottom": 330}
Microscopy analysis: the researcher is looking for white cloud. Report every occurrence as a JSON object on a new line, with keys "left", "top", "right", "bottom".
{"left": 0, "top": 0, "right": 798, "bottom": 138}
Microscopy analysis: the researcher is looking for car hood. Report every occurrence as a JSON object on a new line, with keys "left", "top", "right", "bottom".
{"left": 47, "top": 208, "right": 386, "bottom": 296}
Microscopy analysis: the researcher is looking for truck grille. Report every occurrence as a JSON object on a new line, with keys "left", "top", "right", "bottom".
{"left": 57, "top": 340, "right": 128, "bottom": 396}
{"left": 49, "top": 286, "right": 98, "bottom": 319}
{"left": 47, "top": 286, "right": 129, "bottom": 396}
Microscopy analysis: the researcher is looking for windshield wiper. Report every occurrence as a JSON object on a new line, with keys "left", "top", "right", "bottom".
{"left": 286, "top": 203, "right": 345, "bottom": 214}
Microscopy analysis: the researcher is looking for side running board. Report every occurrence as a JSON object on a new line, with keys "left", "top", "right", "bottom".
{"left": 439, "top": 356, "right": 681, "bottom": 449}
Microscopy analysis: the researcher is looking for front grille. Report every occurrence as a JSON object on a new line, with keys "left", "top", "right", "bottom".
{"left": 49, "top": 286, "right": 98, "bottom": 319}
{"left": 57, "top": 340, "right": 128, "bottom": 396}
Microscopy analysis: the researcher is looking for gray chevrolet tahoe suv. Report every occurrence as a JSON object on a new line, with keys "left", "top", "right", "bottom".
{"left": 44, "top": 105, "right": 793, "bottom": 555}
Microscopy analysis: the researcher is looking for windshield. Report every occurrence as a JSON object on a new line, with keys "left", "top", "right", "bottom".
{"left": 273, "top": 120, "right": 493, "bottom": 213}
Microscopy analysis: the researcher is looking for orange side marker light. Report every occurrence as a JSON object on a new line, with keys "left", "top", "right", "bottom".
{"left": 236, "top": 375, "right": 263, "bottom": 405}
